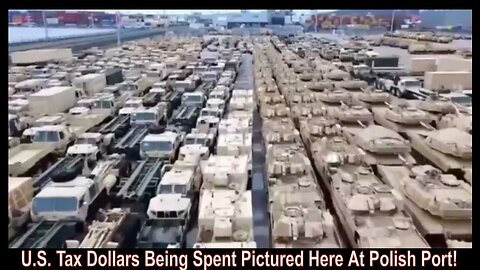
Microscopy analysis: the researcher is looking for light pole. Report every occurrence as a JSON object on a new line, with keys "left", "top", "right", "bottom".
{"left": 390, "top": 10, "right": 396, "bottom": 32}
{"left": 116, "top": 11, "right": 121, "bottom": 47}
{"left": 42, "top": 10, "right": 49, "bottom": 41}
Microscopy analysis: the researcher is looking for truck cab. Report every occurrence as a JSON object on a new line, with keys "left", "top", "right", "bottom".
{"left": 92, "top": 96, "right": 118, "bottom": 117}
{"left": 206, "top": 98, "right": 226, "bottom": 115}
{"left": 67, "top": 132, "right": 114, "bottom": 159}
{"left": 130, "top": 105, "right": 166, "bottom": 127}
{"left": 69, "top": 98, "right": 95, "bottom": 114}
{"left": 200, "top": 71, "right": 220, "bottom": 83}
{"left": 21, "top": 115, "right": 66, "bottom": 143}
{"left": 182, "top": 92, "right": 206, "bottom": 108}
{"left": 140, "top": 132, "right": 183, "bottom": 162}
{"left": 32, "top": 125, "right": 75, "bottom": 155}
{"left": 119, "top": 98, "right": 143, "bottom": 115}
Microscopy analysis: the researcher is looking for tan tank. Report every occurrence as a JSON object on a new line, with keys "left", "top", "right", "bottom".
{"left": 417, "top": 94, "right": 457, "bottom": 115}
{"left": 311, "top": 136, "right": 366, "bottom": 186}
{"left": 344, "top": 124, "right": 416, "bottom": 166}
{"left": 377, "top": 164, "right": 472, "bottom": 244}
{"left": 306, "top": 81, "right": 336, "bottom": 92}
{"left": 330, "top": 103, "right": 374, "bottom": 126}
{"left": 324, "top": 69, "right": 350, "bottom": 81}
{"left": 384, "top": 105, "right": 433, "bottom": 125}
{"left": 299, "top": 116, "right": 342, "bottom": 148}
{"left": 262, "top": 118, "right": 301, "bottom": 145}
{"left": 425, "top": 128, "right": 472, "bottom": 159}
{"left": 291, "top": 102, "right": 327, "bottom": 120}
{"left": 335, "top": 80, "right": 368, "bottom": 91}
{"left": 372, "top": 105, "right": 435, "bottom": 136}
{"left": 260, "top": 103, "right": 290, "bottom": 119}
{"left": 436, "top": 112, "right": 472, "bottom": 134}
{"left": 316, "top": 88, "right": 352, "bottom": 104}
{"left": 329, "top": 164, "right": 430, "bottom": 247}
{"left": 356, "top": 87, "right": 391, "bottom": 106}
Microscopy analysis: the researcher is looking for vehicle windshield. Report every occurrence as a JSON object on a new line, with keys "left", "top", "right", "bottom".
{"left": 94, "top": 100, "right": 113, "bottom": 109}
{"left": 76, "top": 137, "right": 97, "bottom": 145}
{"left": 201, "top": 110, "right": 218, "bottom": 117}
{"left": 132, "top": 112, "right": 156, "bottom": 121}
{"left": 451, "top": 96, "right": 472, "bottom": 106}
{"left": 404, "top": 81, "right": 422, "bottom": 88}
{"left": 185, "top": 137, "right": 206, "bottom": 145}
{"left": 124, "top": 102, "right": 140, "bottom": 108}
{"left": 77, "top": 101, "right": 93, "bottom": 108}
{"left": 184, "top": 95, "right": 202, "bottom": 102}
{"left": 158, "top": 184, "right": 187, "bottom": 195}
{"left": 33, "top": 130, "right": 59, "bottom": 143}
{"left": 142, "top": 141, "right": 173, "bottom": 152}
{"left": 32, "top": 197, "right": 78, "bottom": 213}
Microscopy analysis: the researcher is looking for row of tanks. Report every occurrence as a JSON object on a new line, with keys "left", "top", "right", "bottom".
{"left": 255, "top": 35, "right": 471, "bottom": 248}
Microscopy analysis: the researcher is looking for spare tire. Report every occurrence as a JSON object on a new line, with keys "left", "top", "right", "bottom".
{"left": 148, "top": 125, "right": 165, "bottom": 134}
{"left": 51, "top": 168, "right": 78, "bottom": 183}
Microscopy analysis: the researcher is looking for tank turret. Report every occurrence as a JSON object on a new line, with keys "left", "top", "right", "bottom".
{"left": 262, "top": 119, "right": 300, "bottom": 145}
{"left": 335, "top": 80, "right": 368, "bottom": 91}
{"left": 401, "top": 165, "right": 472, "bottom": 219}
{"left": 357, "top": 87, "right": 391, "bottom": 104}
{"left": 307, "top": 81, "right": 335, "bottom": 92}
{"left": 418, "top": 94, "right": 457, "bottom": 115}
{"left": 385, "top": 105, "right": 433, "bottom": 125}
{"left": 260, "top": 103, "right": 290, "bottom": 119}
{"left": 312, "top": 136, "right": 366, "bottom": 169}
{"left": 324, "top": 69, "right": 350, "bottom": 81}
{"left": 291, "top": 103, "right": 327, "bottom": 119}
{"left": 425, "top": 128, "right": 472, "bottom": 159}
{"left": 267, "top": 144, "right": 310, "bottom": 178}
{"left": 330, "top": 164, "right": 429, "bottom": 247}
{"left": 353, "top": 125, "right": 411, "bottom": 155}
{"left": 331, "top": 103, "right": 374, "bottom": 125}
{"left": 436, "top": 113, "right": 472, "bottom": 134}
{"left": 316, "top": 88, "right": 352, "bottom": 104}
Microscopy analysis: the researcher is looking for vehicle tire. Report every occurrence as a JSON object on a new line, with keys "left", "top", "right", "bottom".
{"left": 51, "top": 168, "right": 78, "bottom": 183}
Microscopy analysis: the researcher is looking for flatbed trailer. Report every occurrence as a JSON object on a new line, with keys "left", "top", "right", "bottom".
{"left": 9, "top": 221, "right": 77, "bottom": 248}
{"left": 9, "top": 143, "right": 55, "bottom": 177}
{"left": 33, "top": 155, "right": 84, "bottom": 193}
{"left": 98, "top": 114, "right": 131, "bottom": 138}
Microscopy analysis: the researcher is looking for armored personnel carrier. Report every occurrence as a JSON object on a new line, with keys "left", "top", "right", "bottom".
{"left": 200, "top": 155, "right": 249, "bottom": 192}
{"left": 406, "top": 128, "right": 471, "bottom": 176}
{"left": 343, "top": 124, "right": 416, "bottom": 166}
{"left": 377, "top": 164, "right": 472, "bottom": 246}
{"left": 372, "top": 104, "right": 435, "bottom": 136}
{"left": 329, "top": 164, "right": 429, "bottom": 247}
{"left": 195, "top": 190, "right": 254, "bottom": 247}
{"left": 262, "top": 118, "right": 301, "bottom": 146}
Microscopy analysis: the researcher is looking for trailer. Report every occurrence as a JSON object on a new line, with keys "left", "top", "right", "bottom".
{"left": 9, "top": 143, "right": 56, "bottom": 177}
{"left": 65, "top": 208, "right": 141, "bottom": 248}
{"left": 27, "top": 86, "right": 77, "bottom": 117}
{"left": 9, "top": 177, "right": 34, "bottom": 241}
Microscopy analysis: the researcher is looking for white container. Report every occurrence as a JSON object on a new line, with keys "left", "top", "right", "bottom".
{"left": 28, "top": 86, "right": 76, "bottom": 116}
{"left": 424, "top": 71, "right": 472, "bottom": 91}
{"left": 73, "top": 73, "right": 107, "bottom": 95}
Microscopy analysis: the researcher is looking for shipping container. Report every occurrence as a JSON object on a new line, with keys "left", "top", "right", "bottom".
{"left": 28, "top": 86, "right": 77, "bottom": 116}
{"left": 105, "top": 68, "right": 124, "bottom": 85}
{"left": 409, "top": 57, "right": 437, "bottom": 75}
{"left": 436, "top": 58, "right": 472, "bottom": 72}
{"left": 424, "top": 71, "right": 472, "bottom": 91}
{"left": 73, "top": 73, "right": 107, "bottom": 95}
{"left": 11, "top": 49, "right": 73, "bottom": 65}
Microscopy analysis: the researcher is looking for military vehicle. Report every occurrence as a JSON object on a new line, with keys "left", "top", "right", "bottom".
{"left": 266, "top": 144, "right": 342, "bottom": 248}
{"left": 218, "top": 118, "right": 252, "bottom": 135}
{"left": 139, "top": 131, "right": 184, "bottom": 163}
{"left": 260, "top": 102, "right": 290, "bottom": 119}
{"left": 416, "top": 93, "right": 457, "bottom": 119}
{"left": 329, "top": 102, "right": 374, "bottom": 128}
{"left": 406, "top": 128, "right": 471, "bottom": 176}
{"left": 9, "top": 143, "right": 56, "bottom": 177}
{"left": 372, "top": 104, "right": 435, "bottom": 136}
{"left": 329, "top": 164, "right": 429, "bottom": 247}
{"left": 290, "top": 102, "right": 327, "bottom": 121}
{"left": 200, "top": 155, "right": 249, "bottom": 192}
{"left": 436, "top": 110, "right": 472, "bottom": 134}
{"left": 65, "top": 208, "right": 141, "bottom": 248}
{"left": 195, "top": 189, "right": 254, "bottom": 247}
{"left": 298, "top": 116, "right": 342, "bottom": 149}
{"left": 9, "top": 177, "right": 34, "bottom": 240}
{"left": 343, "top": 124, "right": 416, "bottom": 166}
{"left": 355, "top": 86, "right": 391, "bottom": 109}
{"left": 316, "top": 88, "right": 353, "bottom": 109}
{"left": 377, "top": 164, "right": 472, "bottom": 246}
{"left": 262, "top": 118, "right": 301, "bottom": 147}
{"left": 217, "top": 133, "right": 252, "bottom": 161}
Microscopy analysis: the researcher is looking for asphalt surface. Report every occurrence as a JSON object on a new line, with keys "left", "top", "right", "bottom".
{"left": 237, "top": 54, "right": 271, "bottom": 248}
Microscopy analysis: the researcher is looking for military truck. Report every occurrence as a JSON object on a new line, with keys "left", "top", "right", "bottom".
{"left": 9, "top": 177, "right": 34, "bottom": 240}
{"left": 139, "top": 131, "right": 184, "bottom": 163}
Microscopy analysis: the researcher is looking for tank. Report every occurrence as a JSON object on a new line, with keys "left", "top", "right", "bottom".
{"left": 311, "top": 136, "right": 365, "bottom": 184}
{"left": 436, "top": 113, "right": 472, "bottom": 134}
{"left": 425, "top": 128, "right": 472, "bottom": 159}
{"left": 377, "top": 165, "right": 472, "bottom": 245}
{"left": 384, "top": 105, "right": 433, "bottom": 125}
{"left": 324, "top": 69, "right": 350, "bottom": 81}
{"left": 335, "top": 80, "right": 368, "bottom": 91}
{"left": 306, "top": 81, "right": 335, "bottom": 92}
{"left": 330, "top": 103, "right": 374, "bottom": 126}
{"left": 329, "top": 164, "right": 430, "bottom": 247}
{"left": 299, "top": 116, "right": 342, "bottom": 147}
{"left": 260, "top": 103, "right": 290, "bottom": 119}
{"left": 417, "top": 94, "right": 457, "bottom": 115}
{"left": 291, "top": 102, "right": 327, "bottom": 119}
{"left": 266, "top": 144, "right": 310, "bottom": 181}
{"left": 356, "top": 87, "right": 391, "bottom": 105}
{"left": 262, "top": 118, "right": 301, "bottom": 145}
{"left": 316, "top": 88, "right": 352, "bottom": 104}
{"left": 345, "top": 124, "right": 415, "bottom": 165}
